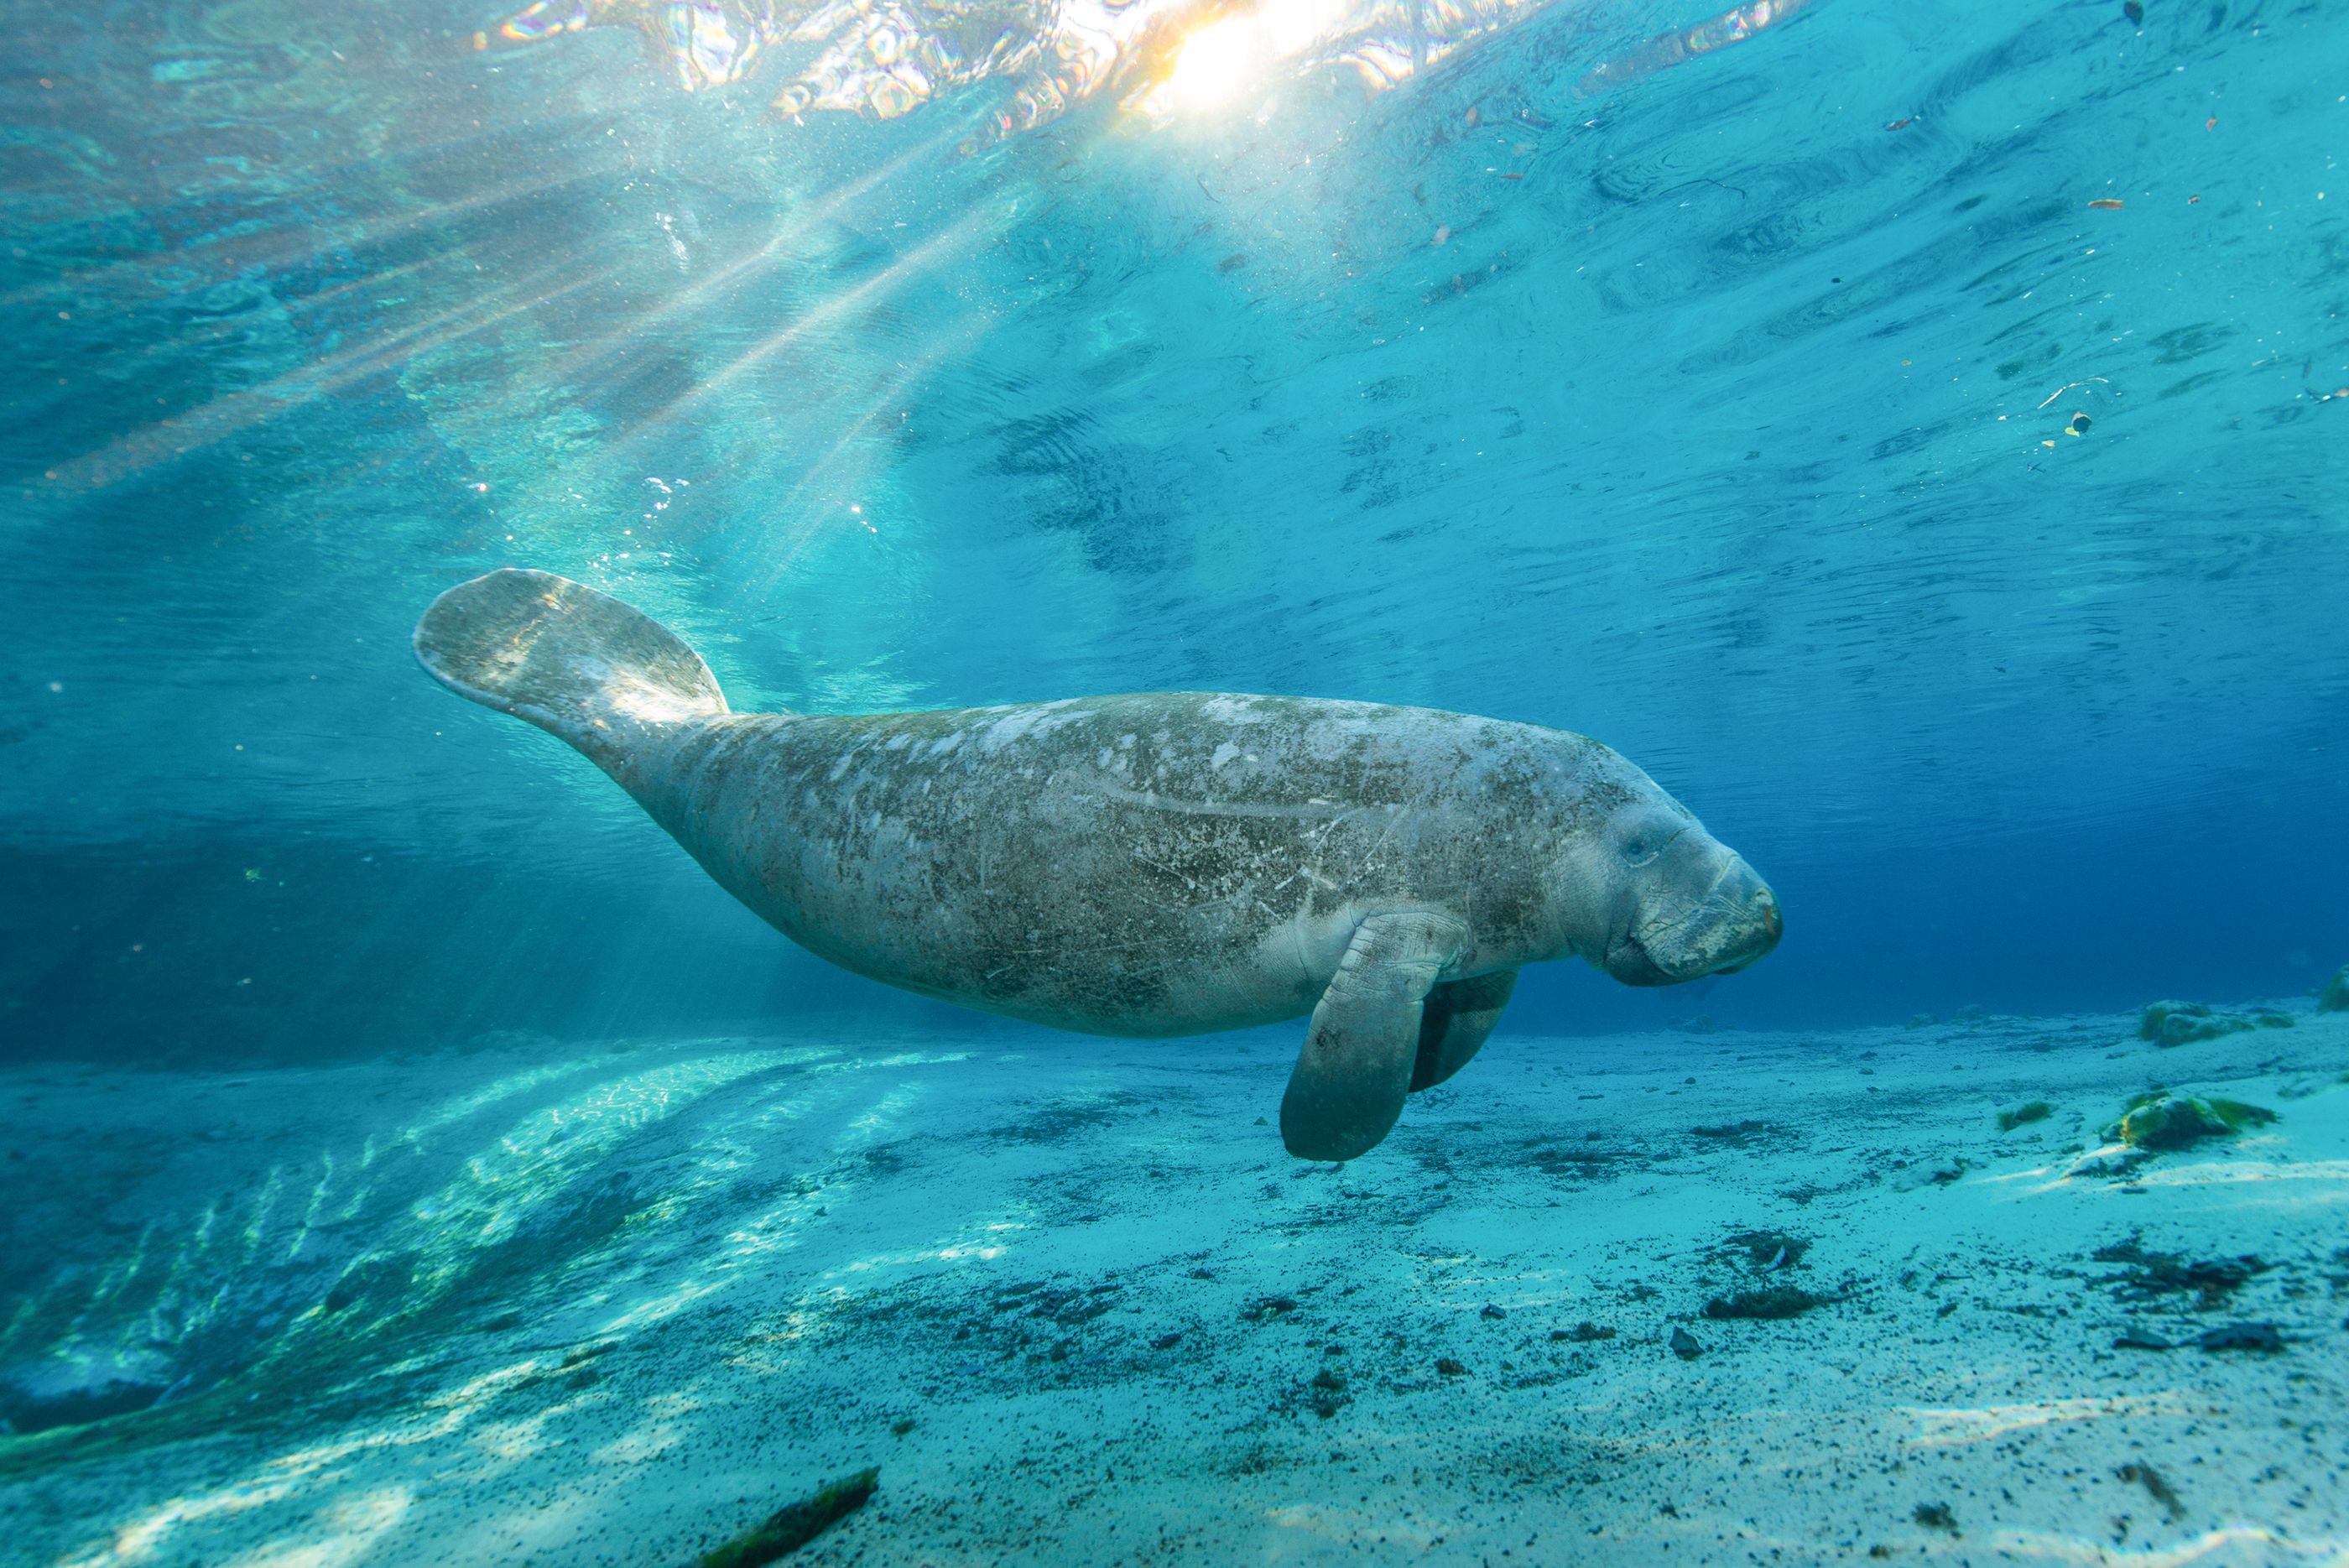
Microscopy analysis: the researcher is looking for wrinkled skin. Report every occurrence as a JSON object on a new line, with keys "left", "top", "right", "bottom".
{"left": 418, "top": 569, "right": 1780, "bottom": 1155}
{"left": 617, "top": 692, "right": 1779, "bottom": 1034}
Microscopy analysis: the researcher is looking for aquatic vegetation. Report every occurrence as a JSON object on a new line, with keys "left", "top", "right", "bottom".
{"left": 1701, "top": 1286, "right": 1826, "bottom": 1321}
{"left": 2091, "top": 1239, "right": 2271, "bottom": 1308}
{"left": 1996, "top": 1100, "right": 2052, "bottom": 1132}
{"left": 695, "top": 1468, "right": 878, "bottom": 1568}
{"left": 2322, "top": 966, "right": 2349, "bottom": 1013}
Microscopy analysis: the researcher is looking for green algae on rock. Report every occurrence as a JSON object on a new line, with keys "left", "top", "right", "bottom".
{"left": 695, "top": 1468, "right": 879, "bottom": 1568}
{"left": 2138, "top": 999, "right": 2296, "bottom": 1047}
{"left": 2321, "top": 966, "right": 2349, "bottom": 1013}
{"left": 2107, "top": 1092, "right": 2278, "bottom": 1152}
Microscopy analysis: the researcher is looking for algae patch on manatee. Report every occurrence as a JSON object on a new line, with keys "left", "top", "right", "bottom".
{"left": 694, "top": 1468, "right": 879, "bottom": 1567}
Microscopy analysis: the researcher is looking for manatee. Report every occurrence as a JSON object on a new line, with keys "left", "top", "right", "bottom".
{"left": 415, "top": 569, "right": 1782, "bottom": 1159}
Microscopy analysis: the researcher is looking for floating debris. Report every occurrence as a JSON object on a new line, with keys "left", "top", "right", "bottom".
{"left": 2089, "top": 197, "right": 2127, "bottom": 209}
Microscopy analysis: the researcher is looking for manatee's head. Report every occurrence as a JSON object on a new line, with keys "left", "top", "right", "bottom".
{"left": 1555, "top": 749, "right": 1781, "bottom": 987}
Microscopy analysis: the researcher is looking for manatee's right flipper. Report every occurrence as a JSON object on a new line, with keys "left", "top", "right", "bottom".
{"left": 1411, "top": 968, "right": 1518, "bottom": 1091}
{"left": 1280, "top": 910, "right": 1471, "bottom": 1162}
{"left": 414, "top": 568, "right": 730, "bottom": 775}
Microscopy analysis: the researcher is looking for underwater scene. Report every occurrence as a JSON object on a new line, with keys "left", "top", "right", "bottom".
{"left": 3, "top": 0, "right": 2347, "bottom": 1561}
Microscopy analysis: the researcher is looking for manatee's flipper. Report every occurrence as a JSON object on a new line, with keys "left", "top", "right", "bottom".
{"left": 414, "top": 568, "right": 728, "bottom": 774}
{"left": 1280, "top": 910, "right": 1471, "bottom": 1161}
{"left": 1411, "top": 968, "right": 1518, "bottom": 1091}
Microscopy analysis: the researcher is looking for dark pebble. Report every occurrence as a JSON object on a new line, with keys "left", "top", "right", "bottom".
{"left": 2196, "top": 1321, "right": 2284, "bottom": 1353}
{"left": 1150, "top": 1332, "right": 1182, "bottom": 1351}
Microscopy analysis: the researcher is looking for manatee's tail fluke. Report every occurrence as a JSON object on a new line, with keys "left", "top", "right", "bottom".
{"left": 414, "top": 568, "right": 728, "bottom": 774}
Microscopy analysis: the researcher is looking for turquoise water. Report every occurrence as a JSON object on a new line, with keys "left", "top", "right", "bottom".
{"left": 3, "top": 1, "right": 2346, "bottom": 1561}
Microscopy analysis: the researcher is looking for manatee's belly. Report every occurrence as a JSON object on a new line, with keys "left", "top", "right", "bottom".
{"left": 742, "top": 777, "right": 1359, "bottom": 1035}
{"left": 649, "top": 695, "right": 1561, "bottom": 1034}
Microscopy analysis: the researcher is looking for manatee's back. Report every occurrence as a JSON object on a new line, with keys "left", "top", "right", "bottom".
{"left": 659, "top": 691, "right": 1576, "bottom": 1035}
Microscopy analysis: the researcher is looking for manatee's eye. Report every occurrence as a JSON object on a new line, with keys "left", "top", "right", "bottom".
{"left": 1622, "top": 834, "right": 1660, "bottom": 868}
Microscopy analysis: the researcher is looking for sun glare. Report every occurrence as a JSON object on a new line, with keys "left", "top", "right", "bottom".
{"left": 1169, "top": 17, "right": 1263, "bottom": 109}
{"left": 1159, "top": 0, "right": 1352, "bottom": 116}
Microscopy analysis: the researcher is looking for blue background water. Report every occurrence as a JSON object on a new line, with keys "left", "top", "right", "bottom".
{"left": 2, "top": 0, "right": 2344, "bottom": 1066}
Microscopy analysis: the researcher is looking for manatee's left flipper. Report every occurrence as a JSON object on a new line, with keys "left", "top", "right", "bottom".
{"left": 1281, "top": 910, "right": 1471, "bottom": 1161}
{"left": 1411, "top": 968, "right": 1518, "bottom": 1091}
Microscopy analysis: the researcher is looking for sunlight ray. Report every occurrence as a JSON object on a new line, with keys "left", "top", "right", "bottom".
{"left": 48, "top": 261, "right": 615, "bottom": 491}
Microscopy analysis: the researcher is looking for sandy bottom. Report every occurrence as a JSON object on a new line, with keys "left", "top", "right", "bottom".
{"left": 2, "top": 1004, "right": 2345, "bottom": 1567}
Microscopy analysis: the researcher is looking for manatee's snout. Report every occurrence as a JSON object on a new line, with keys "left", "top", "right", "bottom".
{"left": 1707, "top": 868, "right": 1782, "bottom": 973}
{"left": 1605, "top": 853, "right": 1782, "bottom": 987}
